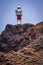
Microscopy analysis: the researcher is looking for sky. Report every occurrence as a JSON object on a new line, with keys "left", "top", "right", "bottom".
{"left": 0, "top": 0, "right": 43, "bottom": 33}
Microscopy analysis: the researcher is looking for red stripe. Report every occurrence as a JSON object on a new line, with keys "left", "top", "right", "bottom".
{"left": 17, "top": 15, "right": 21, "bottom": 20}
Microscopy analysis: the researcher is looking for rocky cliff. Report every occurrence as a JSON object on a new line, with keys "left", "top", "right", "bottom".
{"left": 0, "top": 22, "right": 43, "bottom": 65}
{"left": 0, "top": 22, "right": 43, "bottom": 52}
{"left": 0, "top": 36, "right": 43, "bottom": 65}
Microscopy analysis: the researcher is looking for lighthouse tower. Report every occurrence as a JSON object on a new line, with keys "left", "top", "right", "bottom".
{"left": 15, "top": 5, "right": 22, "bottom": 25}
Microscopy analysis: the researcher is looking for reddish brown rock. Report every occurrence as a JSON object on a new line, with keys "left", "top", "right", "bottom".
{"left": 0, "top": 36, "right": 43, "bottom": 65}
{"left": 0, "top": 22, "right": 43, "bottom": 52}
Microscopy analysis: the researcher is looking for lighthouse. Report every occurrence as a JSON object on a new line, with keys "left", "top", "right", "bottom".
{"left": 15, "top": 5, "right": 22, "bottom": 25}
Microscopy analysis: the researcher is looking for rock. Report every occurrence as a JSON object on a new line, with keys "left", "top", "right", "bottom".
{"left": 0, "top": 22, "right": 43, "bottom": 65}
{"left": 0, "top": 36, "right": 43, "bottom": 65}
{"left": 0, "top": 22, "right": 43, "bottom": 52}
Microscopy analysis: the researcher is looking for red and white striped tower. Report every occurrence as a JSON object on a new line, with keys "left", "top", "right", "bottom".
{"left": 15, "top": 5, "right": 22, "bottom": 25}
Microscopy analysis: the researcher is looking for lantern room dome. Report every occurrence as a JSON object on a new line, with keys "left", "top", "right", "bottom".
{"left": 17, "top": 5, "right": 21, "bottom": 9}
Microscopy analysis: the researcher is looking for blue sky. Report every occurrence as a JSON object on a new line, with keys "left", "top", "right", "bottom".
{"left": 0, "top": 0, "right": 43, "bottom": 33}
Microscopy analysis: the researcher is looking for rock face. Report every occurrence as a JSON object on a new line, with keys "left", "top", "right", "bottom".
{"left": 0, "top": 36, "right": 43, "bottom": 65}
{"left": 0, "top": 22, "right": 43, "bottom": 52}
{"left": 0, "top": 22, "right": 43, "bottom": 65}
